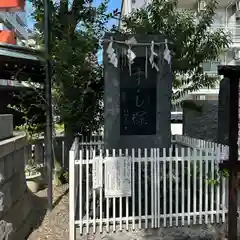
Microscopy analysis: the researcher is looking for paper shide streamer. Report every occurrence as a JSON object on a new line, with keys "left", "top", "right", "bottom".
{"left": 106, "top": 37, "right": 118, "bottom": 68}
{"left": 149, "top": 40, "right": 159, "bottom": 72}
{"left": 164, "top": 39, "right": 171, "bottom": 65}
{"left": 125, "top": 37, "right": 137, "bottom": 76}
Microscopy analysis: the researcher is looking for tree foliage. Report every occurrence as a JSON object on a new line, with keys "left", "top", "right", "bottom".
{"left": 10, "top": 87, "right": 45, "bottom": 134}
{"left": 119, "top": 0, "right": 231, "bottom": 102}
{"left": 28, "top": 0, "right": 111, "bottom": 134}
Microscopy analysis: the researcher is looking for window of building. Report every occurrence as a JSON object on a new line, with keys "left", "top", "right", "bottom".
{"left": 171, "top": 105, "right": 182, "bottom": 112}
{"left": 199, "top": 95, "right": 206, "bottom": 100}
{"left": 197, "top": 0, "right": 206, "bottom": 12}
{"left": 232, "top": 3, "right": 237, "bottom": 15}
{"left": 210, "top": 61, "right": 220, "bottom": 71}
{"left": 207, "top": 95, "right": 218, "bottom": 100}
{"left": 202, "top": 60, "right": 221, "bottom": 72}
{"left": 202, "top": 62, "right": 211, "bottom": 71}
{"left": 193, "top": 95, "right": 206, "bottom": 100}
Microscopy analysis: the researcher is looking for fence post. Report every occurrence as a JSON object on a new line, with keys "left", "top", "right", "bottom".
{"left": 62, "top": 140, "right": 65, "bottom": 168}
{"left": 69, "top": 149, "right": 76, "bottom": 240}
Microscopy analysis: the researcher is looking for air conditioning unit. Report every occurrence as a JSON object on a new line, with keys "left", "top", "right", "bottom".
{"left": 198, "top": 0, "right": 206, "bottom": 11}
{"left": 234, "top": 49, "right": 240, "bottom": 60}
{"left": 237, "top": 50, "right": 240, "bottom": 60}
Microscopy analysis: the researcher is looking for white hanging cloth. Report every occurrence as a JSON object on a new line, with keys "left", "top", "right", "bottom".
{"left": 164, "top": 39, "right": 171, "bottom": 65}
{"left": 149, "top": 41, "right": 159, "bottom": 71}
{"left": 106, "top": 37, "right": 118, "bottom": 68}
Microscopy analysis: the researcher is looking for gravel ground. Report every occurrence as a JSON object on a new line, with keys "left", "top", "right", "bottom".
{"left": 27, "top": 184, "right": 69, "bottom": 240}
{"left": 76, "top": 225, "right": 226, "bottom": 240}
{"left": 26, "top": 184, "right": 227, "bottom": 240}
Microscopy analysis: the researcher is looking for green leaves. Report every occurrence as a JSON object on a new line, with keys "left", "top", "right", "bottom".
{"left": 122, "top": 0, "right": 230, "bottom": 102}
{"left": 28, "top": 0, "right": 108, "bottom": 134}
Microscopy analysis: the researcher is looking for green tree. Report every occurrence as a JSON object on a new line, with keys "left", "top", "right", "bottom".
{"left": 12, "top": 0, "right": 113, "bottom": 184}
{"left": 119, "top": 0, "right": 231, "bottom": 103}
{"left": 29, "top": 0, "right": 109, "bottom": 135}
{"left": 24, "top": 0, "right": 113, "bottom": 174}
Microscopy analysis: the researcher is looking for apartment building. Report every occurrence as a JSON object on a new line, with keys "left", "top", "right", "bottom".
{"left": 0, "top": 11, "right": 28, "bottom": 43}
{"left": 0, "top": 1, "right": 30, "bottom": 88}
{"left": 120, "top": 0, "right": 240, "bottom": 101}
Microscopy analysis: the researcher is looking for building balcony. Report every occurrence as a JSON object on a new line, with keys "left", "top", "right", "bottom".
{"left": 177, "top": 0, "right": 234, "bottom": 9}
{"left": 0, "top": 12, "right": 28, "bottom": 40}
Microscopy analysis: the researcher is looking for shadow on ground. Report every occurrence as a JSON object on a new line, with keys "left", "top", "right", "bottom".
{"left": 25, "top": 185, "right": 70, "bottom": 239}
{"left": 25, "top": 188, "right": 48, "bottom": 239}
{"left": 52, "top": 188, "right": 69, "bottom": 209}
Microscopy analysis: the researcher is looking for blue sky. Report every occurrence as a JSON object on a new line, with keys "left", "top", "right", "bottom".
{"left": 95, "top": 0, "right": 121, "bottom": 63}
{"left": 26, "top": 0, "right": 121, "bottom": 30}
{"left": 26, "top": 1, "right": 34, "bottom": 29}
{"left": 26, "top": 0, "right": 121, "bottom": 63}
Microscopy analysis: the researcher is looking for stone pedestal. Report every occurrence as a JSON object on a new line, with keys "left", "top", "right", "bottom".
{"left": 0, "top": 114, "right": 13, "bottom": 141}
{"left": 183, "top": 100, "right": 218, "bottom": 142}
{"left": 103, "top": 34, "right": 172, "bottom": 150}
{"left": 217, "top": 77, "right": 240, "bottom": 145}
{"left": 218, "top": 77, "right": 230, "bottom": 145}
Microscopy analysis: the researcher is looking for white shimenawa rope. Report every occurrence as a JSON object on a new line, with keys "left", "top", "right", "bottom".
{"left": 104, "top": 37, "right": 172, "bottom": 74}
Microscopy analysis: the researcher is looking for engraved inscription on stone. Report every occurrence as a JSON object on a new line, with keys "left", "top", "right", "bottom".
{"left": 120, "top": 59, "right": 157, "bottom": 135}
{"left": 120, "top": 88, "right": 156, "bottom": 135}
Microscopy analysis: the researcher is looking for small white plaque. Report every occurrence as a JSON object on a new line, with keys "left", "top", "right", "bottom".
{"left": 104, "top": 156, "right": 132, "bottom": 198}
{"left": 215, "top": 146, "right": 229, "bottom": 164}
{"left": 92, "top": 156, "right": 103, "bottom": 189}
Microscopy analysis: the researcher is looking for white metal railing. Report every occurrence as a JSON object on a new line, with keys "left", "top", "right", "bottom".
{"left": 25, "top": 135, "right": 66, "bottom": 168}
{"left": 174, "top": 135, "right": 228, "bottom": 154}
{"left": 69, "top": 138, "right": 228, "bottom": 238}
{"left": 69, "top": 137, "right": 80, "bottom": 240}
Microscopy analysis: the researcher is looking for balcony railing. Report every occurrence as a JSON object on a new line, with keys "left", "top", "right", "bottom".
{"left": 0, "top": 12, "right": 28, "bottom": 40}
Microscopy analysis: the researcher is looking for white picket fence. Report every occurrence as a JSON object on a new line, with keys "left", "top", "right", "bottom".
{"left": 26, "top": 134, "right": 103, "bottom": 169}
{"left": 174, "top": 135, "right": 228, "bottom": 152}
{"left": 69, "top": 138, "right": 228, "bottom": 239}
{"left": 25, "top": 135, "right": 66, "bottom": 168}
